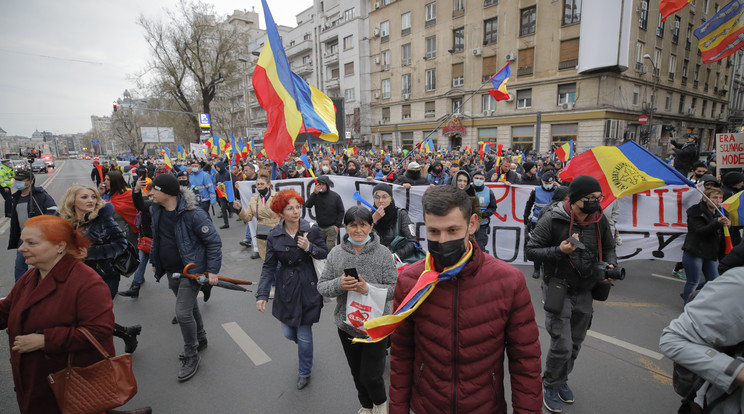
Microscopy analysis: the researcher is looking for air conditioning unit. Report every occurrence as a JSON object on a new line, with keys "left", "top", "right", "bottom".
{"left": 505, "top": 96, "right": 514, "bottom": 102}
{"left": 402, "top": 93, "right": 410, "bottom": 100}
{"left": 374, "top": 56, "right": 380, "bottom": 64}
{"left": 472, "top": 48, "right": 482, "bottom": 56}
{"left": 505, "top": 53, "right": 516, "bottom": 62}
{"left": 374, "top": 2, "right": 381, "bottom": 9}
{"left": 561, "top": 102, "right": 575, "bottom": 110}
{"left": 638, "top": 1, "right": 648, "bottom": 12}
{"left": 373, "top": 28, "right": 380, "bottom": 37}
{"left": 374, "top": 92, "right": 380, "bottom": 99}
{"left": 673, "top": 20, "right": 680, "bottom": 30}
{"left": 482, "top": 110, "right": 489, "bottom": 116}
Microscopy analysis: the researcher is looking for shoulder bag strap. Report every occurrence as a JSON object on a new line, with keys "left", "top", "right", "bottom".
{"left": 76, "top": 326, "right": 111, "bottom": 359}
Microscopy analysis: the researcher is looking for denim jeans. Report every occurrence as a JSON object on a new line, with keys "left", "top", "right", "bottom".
{"left": 245, "top": 222, "right": 252, "bottom": 241}
{"left": 14, "top": 239, "right": 27, "bottom": 282}
{"left": 131, "top": 250, "right": 149, "bottom": 287}
{"left": 168, "top": 274, "right": 207, "bottom": 357}
{"left": 280, "top": 323, "right": 314, "bottom": 378}
{"left": 681, "top": 251, "right": 719, "bottom": 303}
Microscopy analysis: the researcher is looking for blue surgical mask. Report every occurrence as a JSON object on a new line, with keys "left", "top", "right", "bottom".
{"left": 348, "top": 235, "right": 371, "bottom": 246}
{"left": 473, "top": 179, "right": 485, "bottom": 187}
{"left": 191, "top": 167, "right": 199, "bottom": 173}
{"left": 13, "top": 181, "right": 27, "bottom": 191}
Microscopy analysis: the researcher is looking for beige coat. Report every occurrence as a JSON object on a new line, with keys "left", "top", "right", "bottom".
{"left": 238, "top": 190, "right": 280, "bottom": 259}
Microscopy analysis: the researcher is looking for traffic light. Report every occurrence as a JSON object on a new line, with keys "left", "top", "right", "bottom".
{"left": 113, "top": 101, "right": 118, "bottom": 112}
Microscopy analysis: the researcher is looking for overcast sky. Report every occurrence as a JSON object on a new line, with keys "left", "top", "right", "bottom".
{"left": 0, "top": 0, "right": 311, "bottom": 137}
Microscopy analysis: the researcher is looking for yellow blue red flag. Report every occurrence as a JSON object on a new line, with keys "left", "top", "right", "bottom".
{"left": 488, "top": 63, "right": 511, "bottom": 101}
{"left": 694, "top": 0, "right": 744, "bottom": 64}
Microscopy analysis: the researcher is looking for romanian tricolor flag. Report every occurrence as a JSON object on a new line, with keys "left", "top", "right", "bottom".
{"left": 555, "top": 140, "right": 574, "bottom": 163}
{"left": 291, "top": 73, "right": 339, "bottom": 143}
{"left": 163, "top": 147, "right": 174, "bottom": 171}
{"left": 560, "top": 141, "right": 694, "bottom": 208}
{"left": 176, "top": 144, "right": 186, "bottom": 161}
{"left": 694, "top": 0, "right": 744, "bottom": 64}
{"left": 488, "top": 63, "right": 511, "bottom": 101}
{"left": 230, "top": 132, "right": 241, "bottom": 165}
{"left": 204, "top": 136, "right": 214, "bottom": 151}
{"left": 660, "top": 0, "right": 694, "bottom": 21}
{"left": 723, "top": 190, "right": 744, "bottom": 226}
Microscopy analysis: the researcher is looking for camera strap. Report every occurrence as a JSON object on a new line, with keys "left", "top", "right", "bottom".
{"left": 566, "top": 213, "right": 603, "bottom": 277}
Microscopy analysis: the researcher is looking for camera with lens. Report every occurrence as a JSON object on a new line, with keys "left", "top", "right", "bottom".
{"left": 136, "top": 167, "right": 148, "bottom": 179}
{"left": 592, "top": 261, "right": 625, "bottom": 280}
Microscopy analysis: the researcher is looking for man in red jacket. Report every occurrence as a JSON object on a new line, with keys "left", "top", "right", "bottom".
{"left": 389, "top": 185, "right": 543, "bottom": 414}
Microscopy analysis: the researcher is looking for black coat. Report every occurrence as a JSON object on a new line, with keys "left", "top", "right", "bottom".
{"left": 718, "top": 238, "right": 744, "bottom": 274}
{"left": 394, "top": 172, "right": 428, "bottom": 186}
{"left": 373, "top": 208, "right": 418, "bottom": 259}
{"left": 258, "top": 219, "right": 328, "bottom": 327}
{"left": 304, "top": 190, "right": 345, "bottom": 228}
{"left": 671, "top": 140, "right": 698, "bottom": 175}
{"left": 8, "top": 187, "right": 57, "bottom": 249}
{"left": 132, "top": 190, "right": 153, "bottom": 239}
{"left": 682, "top": 201, "right": 727, "bottom": 260}
{"left": 79, "top": 203, "right": 128, "bottom": 281}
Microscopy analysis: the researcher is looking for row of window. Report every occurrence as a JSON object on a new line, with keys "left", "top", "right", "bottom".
{"left": 635, "top": 42, "right": 727, "bottom": 89}
{"left": 630, "top": 86, "right": 727, "bottom": 118}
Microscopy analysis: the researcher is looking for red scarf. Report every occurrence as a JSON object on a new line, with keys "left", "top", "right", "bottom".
{"left": 109, "top": 190, "right": 138, "bottom": 234}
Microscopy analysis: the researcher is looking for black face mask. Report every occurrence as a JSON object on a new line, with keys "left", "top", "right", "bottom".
{"left": 694, "top": 173, "right": 704, "bottom": 179}
{"left": 580, "top": 200, "right": 601, "bottom": 214}
{"left": 407, "top": 171, "right": 421, "bottom": 180}
{"left": 179, "top": 180, "right": 189, "bottom": 187}
{"left": 347, "top": 169, "right": 357, "bottom": 176}
{"left": 258, "top": 188, "right": 269, "bottom": 196}
{"left": 428, "top": 234, "right": 468, "bottom": 268}
{"left": 433, "top": 168, "right": 442, "bottom": 174}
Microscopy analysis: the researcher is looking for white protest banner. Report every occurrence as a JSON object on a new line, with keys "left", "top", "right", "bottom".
{"left": 190, "top": 143, "right": 209, "bottom": 160}
{"left": 238, "top": 177, "right": 701, "bottom": 264}
{"left": 717, "top": 133, "right": 744, "bottom": 169}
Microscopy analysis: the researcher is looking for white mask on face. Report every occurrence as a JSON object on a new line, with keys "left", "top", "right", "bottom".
{"left": 322, "top": 165, "right": 330, "bottom": 173}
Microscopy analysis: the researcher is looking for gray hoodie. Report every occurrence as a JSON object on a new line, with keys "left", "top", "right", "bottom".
{"left": 317, "top": 232, "right": 398, "bottom": 338}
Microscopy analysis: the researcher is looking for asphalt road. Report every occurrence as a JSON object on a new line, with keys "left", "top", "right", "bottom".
{"left": 0, "top": 160, "right": 687, "bottom": 413}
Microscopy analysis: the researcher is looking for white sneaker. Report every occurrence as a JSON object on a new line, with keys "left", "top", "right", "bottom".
{"left": 357, "top": 408, "right": 373, "bottom": 414}
{"left": 372, "top": 402, "right": 387, "bottom": 414}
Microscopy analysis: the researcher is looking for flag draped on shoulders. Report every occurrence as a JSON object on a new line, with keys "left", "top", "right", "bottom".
{"left": 694, "top": 0, "right": 744, "bottom": 64}
{"left": 559, "top": 141, "right": 694, "bottom": 208}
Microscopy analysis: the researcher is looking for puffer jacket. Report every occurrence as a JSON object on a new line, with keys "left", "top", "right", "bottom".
{"left": 373, "top": 208, "right": 418, "bottom": 260}
{"left": 317, "top": 233, "right": 398, "bottom": 337}
{"left": 79, "top": 203, "right": 128, "bottom": 281}
{"left": 257, "top": 219, "right": 327, "bottom": 327}
{"left": 150, "top": 188, "right": 222, "bottom": 277}
{"left": 682, "top": 201, "right": 727, "bottom": 260}
{"left": 525, "top": 200, "right": 616, "bottom": 293}
{"left": 389, "top": 240, "right": 542, "bottom": 414}
{"left": 8, "top": 186, "right": 57, "bottom": 249}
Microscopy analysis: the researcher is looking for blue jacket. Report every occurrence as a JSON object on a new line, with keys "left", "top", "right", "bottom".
{"left": 189, "top": 169, "right": 216, "bottom": 204}
{"left": 426, "top": 172, "right": 450, "bottom": 186}
{"left": 257, "top": 219, "right": 327, "bottom": 327}
{"left": 150, "top": 188, "right": 222, "bottom": 278}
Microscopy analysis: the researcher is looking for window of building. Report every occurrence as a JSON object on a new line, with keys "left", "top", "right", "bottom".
{"left": 654, "top": 48, "right": 662, "bottom": 77}
{"left": 382, "top": 79, "right": 391, "bottom": 98}
{"left": 452, "top": 63, "right": 464, "bottom": 87}
{"left": 484, "top": 0, "right": 498, "bottom": 7}
{"left": 657, "top": 14, "right": 665, "bottom": 38}
{"left": 639, "top": 0, "right": 648, "bottom": 30}
{"left": 402, "top": 74, "right": 412, "bottom": 94}
{"left": 482, "top": 55, "right": 498, "bottom": 81}
{"left": 304, "top": 33, "right": 311, "bottom": 40}
{"left": 686, "top": 24, "right": 693, "bottom": 50}
{"left": 512, "top": 125, "right": 534, "bottom": 152}
{"left": 669, "top": 55, "right": 676, "bottom": 81}
{"left": 704, "top": 0, "right": 710, "bottom": 15}
{"left": 665, "top": 93, "right": 672, "bottom": 111}
{"left": 402, "top": 104, "right": 411, "bottom": 119}
{"left": 679, "top": 95, "right": 686, "bottom": 114}
{"left": 426, "top": 69, "right": 437, "bottom": 91}
{"left": 381, "top": 50, "right": 390, "bottom": 68}
{"left": 425, "top": 101, "right": 436, "bottom": 116}
{"left": 344, "top": 8, "right": 355, "bottom": 21}
{"left": 558, "top": 83, "right": 577, "bottom": 105}
{"left": 382, "top": 0, "right": 391, "bottom": 5}
{"left": 425, "top": 36, "right": 437, "bottom": 59}
{"left": 401, "top": 131, "right": 414, "bottom": 149}
{"left": 452, "top": 98, "right": 462, "bottom": 113}
{"left": 559, "top": 38, "right": 579, "bottom": 70}
{"left": 552, "top": 124, "right": 578, "bottom": 147}
{"left": 343, "top": 35, "right": 353, "bottom": 50}
{"left": 381, "top": 20, "right": 390, "bottom": 42}
{"left": 694, "top": 64, "right": 700, "bottom": 88}
{"left": 563, "top": 0, "right": 581, "bottom": 25}
{"left": 454, "top": 0, "right": 465, "bottom": 12}
{"left": 518, "top": 48, "right": 535, "bottom": 77}
{"left": 673, "top": 16, "right": 681, "bottom": 44}
{"left": 302, "top": 55, "right": 310, "bottom": 64}
{"left": 520, "top": 6, "right": 536, "bottom": 36}
{"left": 425, "top": 2, "right": 437, "bottom": 27}
{"left": 344, "top": 88, "right": 355, "bottom": 101}
{"left": 484, "top": 17, "right": 498, "bottom": 45}
{"left": 345, "top": 114, "right": 354, "bottom": 129}
{"left": 712, "top": 102, "right": 717, "bottom": 118}
{"left": 691, "top": 97, "right": 697, "bottom": 113}
{"left": 682, "top": 59, "right": 689, "bottom": 84}
{"left": 382, "top": 132, "right": 393, "bottom": 144}
{"left": 516, "top": 89, "right": 532, "bottom": 109}
{"left": 701, "top": 100, "right": 707, "bottom": 117}
{"left": 401, "top": 43, "right": 412, "bottom": 66}
{"left": 482, "top": 94, "right": 496, "bottom": 111}
{"left": 479, "top": 127, "right": 498, "bottom": 141}
{"left": 331, "top": 68, "right": 339, "bottom": 79}
{"left": 344, "top": 62, "right": 354, "bottom": 76}
{"left": 401, "top": 12, "right": 411, "bottom": 35}
{"left": 453, "top": 28, "right": 465, "bottom": 52}
{"left": 382, "top": 107, "right": 390, "bottom": 121}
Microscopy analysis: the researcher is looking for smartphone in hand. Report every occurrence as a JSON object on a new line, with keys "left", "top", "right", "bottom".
{"left": 344, "top": 268, "right": 359, "bottom": 280}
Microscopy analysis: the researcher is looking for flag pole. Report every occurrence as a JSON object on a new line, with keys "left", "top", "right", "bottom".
{"left": 420, "top": 62, "right": 510, "bottom": 147}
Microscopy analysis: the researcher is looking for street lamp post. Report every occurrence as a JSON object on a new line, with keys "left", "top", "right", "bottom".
{"left": 643, "top": 54, "right": 659, "bottom": 150}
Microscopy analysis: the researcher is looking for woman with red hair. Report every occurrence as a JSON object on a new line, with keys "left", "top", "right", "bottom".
{"left": 256, "top": 189, "right": 328, "bottom": 390}
{"left": 0, "top": 215, "right": 115, "bottom": 413}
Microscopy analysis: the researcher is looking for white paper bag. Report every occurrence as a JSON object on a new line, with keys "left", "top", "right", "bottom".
{"left": 345, "top": 284, "right": 387, "bottom": 334}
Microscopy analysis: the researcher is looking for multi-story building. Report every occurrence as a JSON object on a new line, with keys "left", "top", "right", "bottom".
{"left": 368, "top": 0, "right": 732, "bottom": 156}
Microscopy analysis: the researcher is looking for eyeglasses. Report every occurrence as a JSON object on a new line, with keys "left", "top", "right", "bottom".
{"left": 581, "top": 195, "right": 605, "bottom": 202}
{"left": 373, "top": 195, "right": 391, "bottom": 201}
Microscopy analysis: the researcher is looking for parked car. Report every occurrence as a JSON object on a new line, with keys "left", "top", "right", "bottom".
{"left": 9, "top": 160, "right": 29, "bottom": 171}
{"left": 31, "top": 159, "right": 48, "bottom": 173}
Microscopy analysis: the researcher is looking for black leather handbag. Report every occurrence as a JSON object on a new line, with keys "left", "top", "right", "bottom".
{"left": 113, "top": 241, "right": 140, "bottom": 277}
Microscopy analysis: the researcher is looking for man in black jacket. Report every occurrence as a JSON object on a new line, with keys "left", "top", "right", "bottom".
{"left": 304, "top": 175, "right": 344, "bottom": 249}
{"left": 393, "top": 161, "right": 428, "bottom": 189}
{"left": 525, "top": 175, "right": 619, "bottom": 413}
{"left": 670, "top": 134, "right": 699, "bottom": 176}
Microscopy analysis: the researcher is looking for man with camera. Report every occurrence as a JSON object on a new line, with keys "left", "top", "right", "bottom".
{"left": 525, "top": 175, "right": 620, "bottom": 413}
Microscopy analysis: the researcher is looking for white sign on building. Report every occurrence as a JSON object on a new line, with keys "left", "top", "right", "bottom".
{"left": 141, "top": 127, "right": 175, "bottom": 143}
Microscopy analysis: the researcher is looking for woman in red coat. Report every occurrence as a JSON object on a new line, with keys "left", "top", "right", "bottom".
{"left": 0, "top": 215, "right": 115, "bottom": 414}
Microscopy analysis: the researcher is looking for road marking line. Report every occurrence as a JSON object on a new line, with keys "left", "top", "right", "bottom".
{"left": 587, "top": 330, "right": 664, "bottom": 360}
{"left": 40, "top": 160, "right": 65, "bottom": 189}
{"left": 650, "top": 273, "right": 685, "bottom": 283}
{"left": 0, "top": 217, "right": 9, "bottom": 235}
{"left": 222, "top": 321, "right": 272, "bottom": 366}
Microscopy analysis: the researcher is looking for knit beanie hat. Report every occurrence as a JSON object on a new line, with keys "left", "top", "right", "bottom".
{"left": 373, "top": 183, "right": 393, "bottom": 198}
{"left": 523, "top": 161, "right": 536, "bottom": 173}
{"left": 152, "top": 173, "right": 180, "bottom": 196}
{"left": 568, "top": 175, "right": 602, "bottom": 203}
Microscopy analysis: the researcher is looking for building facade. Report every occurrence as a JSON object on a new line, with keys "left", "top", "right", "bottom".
{"left": 367, "top": 0, "right": 732, "bottom": 157}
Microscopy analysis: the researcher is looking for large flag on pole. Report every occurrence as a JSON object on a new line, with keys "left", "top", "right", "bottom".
{"left": 291, "top": 73, "right": 339, "bottom": 142}
{"left": 660, "top": 0, "right": 694, "bottom": 21}
{"left": 253, "top": 0, "right": 303, "bottom": 163}
{"left": 694, "top": 0, "right": 744, "bottom": 64}
{"left": 559, "top": 141, "right": 694, "bottom": 208}
{"left": 488, "top": 63, "right": 511, "bottom": 101}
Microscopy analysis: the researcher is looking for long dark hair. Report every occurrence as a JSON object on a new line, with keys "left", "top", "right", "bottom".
{"left": 106, "top": 171, "right": 129, "bottom": 195}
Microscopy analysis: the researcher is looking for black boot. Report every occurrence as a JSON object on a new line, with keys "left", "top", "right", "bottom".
{"left": 114, "top": 323, "right": 141, "bottom": 354}
{"left": 118, "top": 284, "right": 141, "bottom": 298}
{"left": 201, "top": 284, "right": 212, "bottom": 302}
